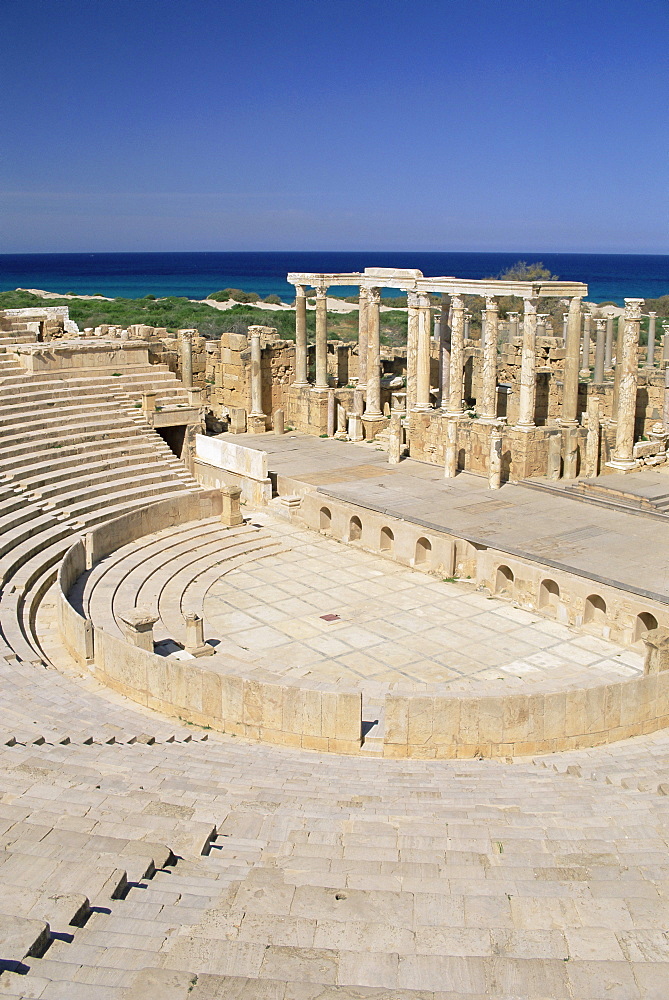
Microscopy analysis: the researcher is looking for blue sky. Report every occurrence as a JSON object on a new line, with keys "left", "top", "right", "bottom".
{"left": 1, "top": 0, "right": 667, "bottom": 253}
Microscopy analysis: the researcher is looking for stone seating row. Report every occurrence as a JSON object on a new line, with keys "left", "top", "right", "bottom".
{"left": 1, "top": 727, "right": 668, "bottom": 999}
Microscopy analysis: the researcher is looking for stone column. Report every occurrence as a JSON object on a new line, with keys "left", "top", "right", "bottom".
{"left": 508, "top": 312, "right": 519, "bottom": 340}
{"left": 612, "top": 315, "right": 626, "bottom": 419}
{"left": 438, "top": 294, "right": 450, "bottom": 409}
{"left": 464, "top": 312, "right": 471, "bottom": 342}
{"left": 562, "top": 313, "right": 569, "bottom": 342}
{"left": 443, "top": 415, "right": 458, "bottom": 478}
{"left": 580, "top": 311, "right": 592, "bottom": 374}
{"left": 414, "top": 292, "right": 432, "bottom": 410}
{"left": 248, "top": 326, "right": 265, "bottom": 418}
{"left": 406, "top": 290, "right": 419, "bottom": 411}
{"left": 447, "top": 294, "right": 465, "bottom": 415}
{"left": 327, "top": 389, "right": 336, "bottom": 436}
{"left": 593, "top": 318, "right": 606, "bottom": 383}
{"left": 585, "top": 395, "right": 600, "bottom": 478}
{"left": 608, "top": 298, "right": 643, "bottom": 471}
{"left": 663, "top": 324, "right": 669, "bottom": 364}
{"left": 646, "top": 311, "right": 657, "bottom": 368}
{"left": 517, "top": 297, "right": 539, "bottom": 428}
{"left": 480, "top": 297, "right": 498, "bottom": 420}
{"left": 293, "top": 284, "right": 309, "bottom": 386}
{"left": 142, "top": 390, "right": 157, "bottom": 414}
{"left": 605, "top": 314, "right": 614, "bottom": 370}
{"left": 547, "top": 431, "right": 562, "bottom": 480}
{"left": 365, "top": 287, "right": 383, "bottom": 418}
{"left": 664, "top": 366, "right": 669, "bottom": 430}
{"left": 562, "top": 297, "right": 582, "bottom": 427}
{"left": 314, "top": 286, "right": 329, "bottom": 390}
{"left": 273, "top": 409, "right": 285, "bottom": 434}
{"left": 184, "top": 611, "right": 214, "bottom": 657}
{"left": 388, "top": 411, "right": 403, "bottom": 464}
{"left": 357, "top": 287, "right": 369, "bottom": 389}
{"left": 488, "top": 425, "right": 503, "bottom": 490}
{"left": 180, "top": 330, "right": 194, "bottom": 388}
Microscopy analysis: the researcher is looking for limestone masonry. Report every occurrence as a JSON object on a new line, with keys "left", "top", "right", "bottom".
{"left": 0, "top": 267, "right": 668, "bottom": 998}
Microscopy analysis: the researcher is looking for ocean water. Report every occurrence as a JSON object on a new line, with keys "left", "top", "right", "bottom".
{"left": 0, "top": 251, "right": 668, "bottom": 305}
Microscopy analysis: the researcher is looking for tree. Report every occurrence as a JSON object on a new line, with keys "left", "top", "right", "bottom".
{"left": 495, "top": 261, "right": 559, "bottom": 282}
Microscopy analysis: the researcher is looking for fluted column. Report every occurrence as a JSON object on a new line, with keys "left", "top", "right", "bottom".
{"left": 508, "top": 312, "right": 519, "bottom": 340}
{"left": 357, "top": 287, "right": 369, "bottom": 389}
{"left": 517, "top": 297, "right": 539, "bottom": 428}
{"left": 447, "top": 294, "right": 465, "bottom": 415}
{"left": 562, "top": 313, "right": 569, "bottom": 343}
{"left": 605, "top": 314, "right": 614, "bottom": 370}
{"left": 646, "top": 311, "right": 657, "bottom": 368}
{"left": 314, "top": 285, "right": 328, "bottom": 390}
{"left": 593, "top": 318, "right": 606, "bottom": 383}
{"left": 406, "top": 291, "right": 419, "bottom": 411}
{"left": 608, "top": 298, "right": 643, "bottom": 470}
{"left": 480, "top": 296, "right": 498, "bottom": 420}
{"left": 438, "top": 294, "right": 450, "bottom": 409}
{"left": 365, "top": 287, "right": 382, "bottom": 418}
{"left": 612, "top": 315, "right": 625, "bottom": 419}
{"left": 580, "top": 311, "right": 592, "bottom": 374}
{"left": 414, "top": 292, "right": 432, "bottom": 410}
{"left": 293, "top": 284, "right": 309, "bottom": 386}
{"left": 249, "top": 326, "right": 264, "bottom": 417}
{"left": 562, "top": 297, "right": 582, "bottom": 426}
{"left": 180, "top": 330, "right": 193, "bottom": 389}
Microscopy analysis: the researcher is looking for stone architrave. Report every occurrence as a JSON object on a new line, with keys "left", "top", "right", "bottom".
{"left": 593, "top": 318, "right": 606, "bottom": 383}
{"left": 180, "top": 330, "right": 194, "bottom": 389}
{"left": 447, "top": 295, "right": 465, "bottom": 416}
{"left": 480, "top": 297, "right": 498, "bottom": 420}
{"left": 517, "top": 297, "right": 539, "bottom": 428}
{"left": 580, "top": 311, "right": 592, "bottom": 374}
{"left": 357, "top": 287, "right": 369, "bottom": 389}
{"left": 406, "top": 291, "right": 420, "bottom": 411}
{"left": 646, "top": 311, "right": 657, "bottom": 368}
{"left": 443, "top": 415, "right": 458, "bottom": 478}
{"left": 248, "top": 327, "right": 265, "bottom": 418}
{"left": 414, "top": 292, "right": 432, "bottom": 411}
{"left": 585, "top": 395, "right": 601, "bottom": 478}
{"left": 608, "top": 298, "right": 643, "bottom": 471}
{"left": 293, "top": 284, "right": 309, "bottom": 386}
{"left": 365, "top": 288, "right": 383, "bottom": 418}
{"left": 605, "top": 314, "right": 614, "bottom": 369}
{"left": 438, "top": 294, "right": 451, "bottom": 408}
{"left": 184, "top": 612, "right": 214, "bottom": 657}
{"left": 562, "top": 297, "right": 582, "bottom": 429}
{"left": 314, "top": 286, "right": 329, "bottom": 390}
{"left": 488, "top": 424, "right": 503, "bottom": 490}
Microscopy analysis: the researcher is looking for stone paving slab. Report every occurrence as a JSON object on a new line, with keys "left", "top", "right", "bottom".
{"left": 203, "top": 514, "right": 642, "bottom": 700}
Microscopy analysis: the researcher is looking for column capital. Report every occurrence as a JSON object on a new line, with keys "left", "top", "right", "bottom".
{"left": 295, "top": 283, "right": 307, "bottom": 298}
{"left": 247, "top": 325, "right": 263, "bottom": 339}
{"left": 595, "top": 317, "right": 606, "bottom": 331}
{"left": 417, "top": 291, "right": 432, "bottom": 308}
{"left": 180, "top": 329, "right": 194, "bottom": 342}
{"left": 624, "top": 298, "right": 644, "bottom": 319}
{"left": 450, "top": 293, "right": 464, "bottom": 310}
{"left": 648, "top": 310, "right": 657, "bottom": 318}
{"left": 407, "top": 290, "right": 420, "bottom": 308}
{"left": 522, "top": 297, "right": 539, "bottom": 313}
{"left": 367, "top": 286, "right": 381, "bottom": 304}
{"left": 484, "top": 296, "right": 498, "bottom": 312}
{"left": 358, "top": 285, "right": 369, "bottom": 301}
{"left": 315, "top": 285, "right": 328, "bottom": 299}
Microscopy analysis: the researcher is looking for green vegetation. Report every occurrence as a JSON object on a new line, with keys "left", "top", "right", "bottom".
{"left": 495, "top": 260, "right": 558, "bottom": 282}
{"left": 208, "top": 287, "right": 261, "bottom": 303}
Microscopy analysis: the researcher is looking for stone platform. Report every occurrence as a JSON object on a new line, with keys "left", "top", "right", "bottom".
{"left": 230, "top": 433, "right": 669, "bottom": 605}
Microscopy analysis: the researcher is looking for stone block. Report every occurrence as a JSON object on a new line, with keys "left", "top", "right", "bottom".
{"left": 384, "top": 695, "right": 409, "bottom": 744}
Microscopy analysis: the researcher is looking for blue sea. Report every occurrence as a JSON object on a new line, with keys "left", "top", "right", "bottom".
{"left": 1, "top": 251, "right": 668, "bottom": 305}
